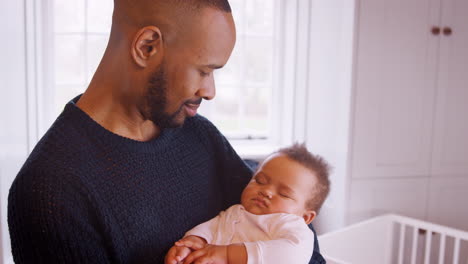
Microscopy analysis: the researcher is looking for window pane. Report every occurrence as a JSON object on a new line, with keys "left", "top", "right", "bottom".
{"left": 245, "top": 0, "right": 274, "bottom": 35}
{"left": 198, "top": 0, "right": 275, "bottom": 139}
{"left": 54, "top": 35, "right": 86, "bottom": 85}
{"left": 215, "top": 39, "right": 244, "bottom": 86}
{"left": 230, "top": 0, "right": 245, "bottom": 32}
{"left": 54, "top": 0, "right": 85, "bottom": 33}
{"left": 86, "top": 35, "right": 109, "bottom": 83}
{"left": 243, "top": 85, "right": 269, "bottom": 135}
{"left": 54, "top": 85, "right": 86, "bottom": 113}
{"left": 245, "top": 37, "right": 273, "bottom": 85}
{"left": 87, "top": 0, "right": 113, "bottom": 33}
{"left": 209, "top": 86, "right": 241, "bottom": 133}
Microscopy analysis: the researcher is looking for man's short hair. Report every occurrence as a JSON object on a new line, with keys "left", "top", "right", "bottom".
{"left": 112, "top": 0, "right": 233, "bottom": 40}
{"left": 173, "top": 0, "right": 232, "bottom": 13}
{"left": 114, "top": 0, "right": 232, "bottom": 15}
{"left": 276, "top": 143, "right": 331, "bottom": 213}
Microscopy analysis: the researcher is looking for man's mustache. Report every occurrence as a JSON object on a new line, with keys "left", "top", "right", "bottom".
{"left": 185, "top": 98, "right": 203, "bottom": 105}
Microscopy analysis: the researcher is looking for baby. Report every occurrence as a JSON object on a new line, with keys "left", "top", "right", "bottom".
{"left": 165, "top": 143, "right": 331, "bottom": 264}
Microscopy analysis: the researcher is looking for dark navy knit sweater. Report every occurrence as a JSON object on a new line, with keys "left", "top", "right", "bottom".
{"left": 8, "top": 97, "right": 325, "bottom": 264}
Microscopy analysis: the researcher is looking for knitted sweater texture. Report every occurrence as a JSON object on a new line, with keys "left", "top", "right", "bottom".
{"left": 8, "top": 97, "right": 324, "bottom": 264}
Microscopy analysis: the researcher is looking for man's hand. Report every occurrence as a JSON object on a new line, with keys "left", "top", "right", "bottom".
{"left": 165, "top": 236, "right": 208, "bottom": 264}
{"left": 165, "top": 245, "right": 191, "bottom": 264}
{"left": 182, "top": 244, "right": 228, "bottom": 264}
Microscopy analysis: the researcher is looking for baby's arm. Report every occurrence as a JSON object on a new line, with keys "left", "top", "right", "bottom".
{"left": 179, "top": 215, "right": 314, "bottom": 264}
{"left": 178, "top": 223, "right": 313, "bottom": 264}
{"left": 243, "top": 219, "right": 315, "bottom": 264}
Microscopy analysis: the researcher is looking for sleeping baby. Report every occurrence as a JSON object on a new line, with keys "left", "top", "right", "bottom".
{"left": 165, "top": 143, "right": 331, "bottom": 264}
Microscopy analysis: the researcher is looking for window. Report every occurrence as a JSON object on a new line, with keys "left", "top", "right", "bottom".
{"left": 199, "top": 0, "right": 277, "bottom": 141}
{"left": 38, "top": 0, "right": 309, "bottom": 157}
{"left": 52, "top": 0, "right": 113, "bottom": 115}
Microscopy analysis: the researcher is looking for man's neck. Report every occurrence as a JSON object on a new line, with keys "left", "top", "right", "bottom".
{"left": 76, "top": 88, "right": 161, "bottom": 142}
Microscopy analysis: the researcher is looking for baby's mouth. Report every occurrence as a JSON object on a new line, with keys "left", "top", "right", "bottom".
{"left": 252, "top": 197, "right": 268, "bottom": 208}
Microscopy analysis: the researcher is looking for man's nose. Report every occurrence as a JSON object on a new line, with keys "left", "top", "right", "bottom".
{"left": 197, "top": 74, "right": 216, "bottom": 100}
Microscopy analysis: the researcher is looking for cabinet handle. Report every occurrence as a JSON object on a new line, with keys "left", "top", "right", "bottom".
{"left": 431, "top": 26, "right": 441, "bottom": 35}
{"left": 443, "top": 27, "right": 453, "bottom": 36}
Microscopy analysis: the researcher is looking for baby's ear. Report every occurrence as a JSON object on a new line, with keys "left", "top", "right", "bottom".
{"left": 303, "top": 210, "right": 316, "bottom": 225}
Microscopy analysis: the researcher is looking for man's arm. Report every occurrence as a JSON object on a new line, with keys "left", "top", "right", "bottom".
{"left": 8, "top": 170, "right": 112, "bottom": 264}
{"left": 308, "top": 223, "right": 327, "bottom": 264}
{"left": 215, "top": 134, "right": 253, "bottom": 208}
{"left": 181, "top": 243, "right": 247, "bottom": 264}
{"left": 165, "top": 208, "right": 225, "bottom": 264}
{"left": 190, "top": 115, "right": 253, "bottom": 209}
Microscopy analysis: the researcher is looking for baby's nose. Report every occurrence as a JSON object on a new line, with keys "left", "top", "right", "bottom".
{"left": 260, "top": 190, "right": 273, "bottom": 199}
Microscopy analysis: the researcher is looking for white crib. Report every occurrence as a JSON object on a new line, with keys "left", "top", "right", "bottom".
{"left": 318, "top": 214, "right": 468, "bottom": 264}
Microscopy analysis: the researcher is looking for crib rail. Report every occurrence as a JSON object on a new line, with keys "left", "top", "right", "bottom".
{"left": 392, "top": 215, "right": 468, "bottom": 264}
{"left": 319, "top": 214, "right": 468, "bottom": 264}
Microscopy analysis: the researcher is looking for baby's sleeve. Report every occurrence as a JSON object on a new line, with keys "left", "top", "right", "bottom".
{"left": 243, "top": 217, "right": 315, "bottom": 264}
{"left": 184, "top": 204, "right": 238, "bottom": 243}
{"left": 184, "top": 214, "right": 221, "bottom": 244}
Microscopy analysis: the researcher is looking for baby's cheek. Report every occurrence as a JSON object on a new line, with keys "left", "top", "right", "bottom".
{"left": 277, "top": 199, "right": 300, "bottom": 214}
{"left": 274, "top": 200, "right": 290, "bottom": 211}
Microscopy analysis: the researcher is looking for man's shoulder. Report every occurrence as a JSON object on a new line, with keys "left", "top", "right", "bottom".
{"left": 184, "top": 114, "right": 219, "bottom": 134}
{"left": 14, "top": 136, "right": 81, "bottom": 190}
{"left": 183, "top": 114, "right": 227, "bottom": 146}
{"left": 15, "top": 111, "right": 94, "bottom": 187}
{"left": 27, "top": 125, "right": 88, "bottom": 169}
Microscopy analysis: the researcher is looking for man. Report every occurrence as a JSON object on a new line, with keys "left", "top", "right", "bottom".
{"left": 8, "top": 0, "right": 325, "bottom": 263}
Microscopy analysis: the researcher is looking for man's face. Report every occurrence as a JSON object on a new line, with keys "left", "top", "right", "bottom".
{"left": 144, "top": 61, "right": 194, "bottom": 128}
{"left": 240, "top": 154, "right": 317, "bottom": 218}
{"left": 145, "top": 8, "right": 236, "bottom": 128}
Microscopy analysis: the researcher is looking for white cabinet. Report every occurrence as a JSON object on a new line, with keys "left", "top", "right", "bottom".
{"left": 348, "top": 0, "right": 468, "bottom": 229}
{"left": 431, "top": 0, "right": 468, "bottom": 176}
{"left": 427, "top": 177, "right": 468, "bottom": 231}
{"left": 351, "top": 0, "right": 439, "bottom": 179}
{"left": 348, "top": 178, "right": 428, "bottom": 224}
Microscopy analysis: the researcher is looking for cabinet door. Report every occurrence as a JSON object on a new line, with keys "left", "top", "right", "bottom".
{"left": 347, "top": 178, "right": 428, "bottom": 225}
{"left": 351, "top": 0, "right": 441, "bottom": 178}
{"left": 427, "top": 177, "right": 468, "bottom": 231}
{"left": 431, "top": 0, "right": 468, "bottom": 176}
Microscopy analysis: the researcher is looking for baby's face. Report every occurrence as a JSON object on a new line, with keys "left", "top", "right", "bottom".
{"left": 241, "top": 153, "right": 317, "bottom": 222}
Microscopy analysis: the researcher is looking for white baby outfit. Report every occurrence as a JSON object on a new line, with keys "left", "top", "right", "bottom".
{"left": 185, "top": 204, "right": 315, "bottom": 264}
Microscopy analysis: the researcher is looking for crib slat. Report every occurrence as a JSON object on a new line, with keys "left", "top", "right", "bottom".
{"left": 438, "top": 234, "right": 446, "bottom": 264}
{"left": 453, "top": 238, "right": 460, "bottom": 264}
{"left": 423, "top": 229, "right": 432, "bottom": 264}
{"left": 398, "top": 224, "right": 405, "bottom": 264}
{"left": 411, "top": 227, "right": 419, "bottom": 264}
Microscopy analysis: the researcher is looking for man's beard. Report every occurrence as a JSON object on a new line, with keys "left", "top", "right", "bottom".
{"left": 145, "top": 64, "right": 185, "bottom": 129}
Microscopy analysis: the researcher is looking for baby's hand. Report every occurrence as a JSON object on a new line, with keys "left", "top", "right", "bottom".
{"left": 174, "top": 235, "right": 207, "bottom": 250}
{"left": 182, "top": 244, "right": 228, "bottom": 264}
{"left": 165, "top": 236, "right": 208, "bottom": 264}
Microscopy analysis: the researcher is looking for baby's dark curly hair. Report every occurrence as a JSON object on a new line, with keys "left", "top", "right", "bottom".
{"left": 275, "top": 143, "right": 331, "bottom": 213}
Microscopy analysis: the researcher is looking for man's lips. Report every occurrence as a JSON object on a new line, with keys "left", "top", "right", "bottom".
{"left": 184, "top": 103, "right": 200, "bottom": 117}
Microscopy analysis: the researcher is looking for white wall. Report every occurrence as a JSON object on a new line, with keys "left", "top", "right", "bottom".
{"left": 305, "top": 0, "right": 355, "bottom": 234}
{"left": 0, "top": 1, "right": 29, "bottom": 263}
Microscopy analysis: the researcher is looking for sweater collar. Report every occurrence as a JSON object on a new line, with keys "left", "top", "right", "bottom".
{"left": 63, "top": 95, "right": 182, "bottom": 153}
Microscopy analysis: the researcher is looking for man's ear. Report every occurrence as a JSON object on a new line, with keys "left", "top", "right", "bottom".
{"left": 131, "top": 26, "right": 163, "bottom": 68}
{"left": 303, "top": 210, "right": 317, "bottom": 225}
